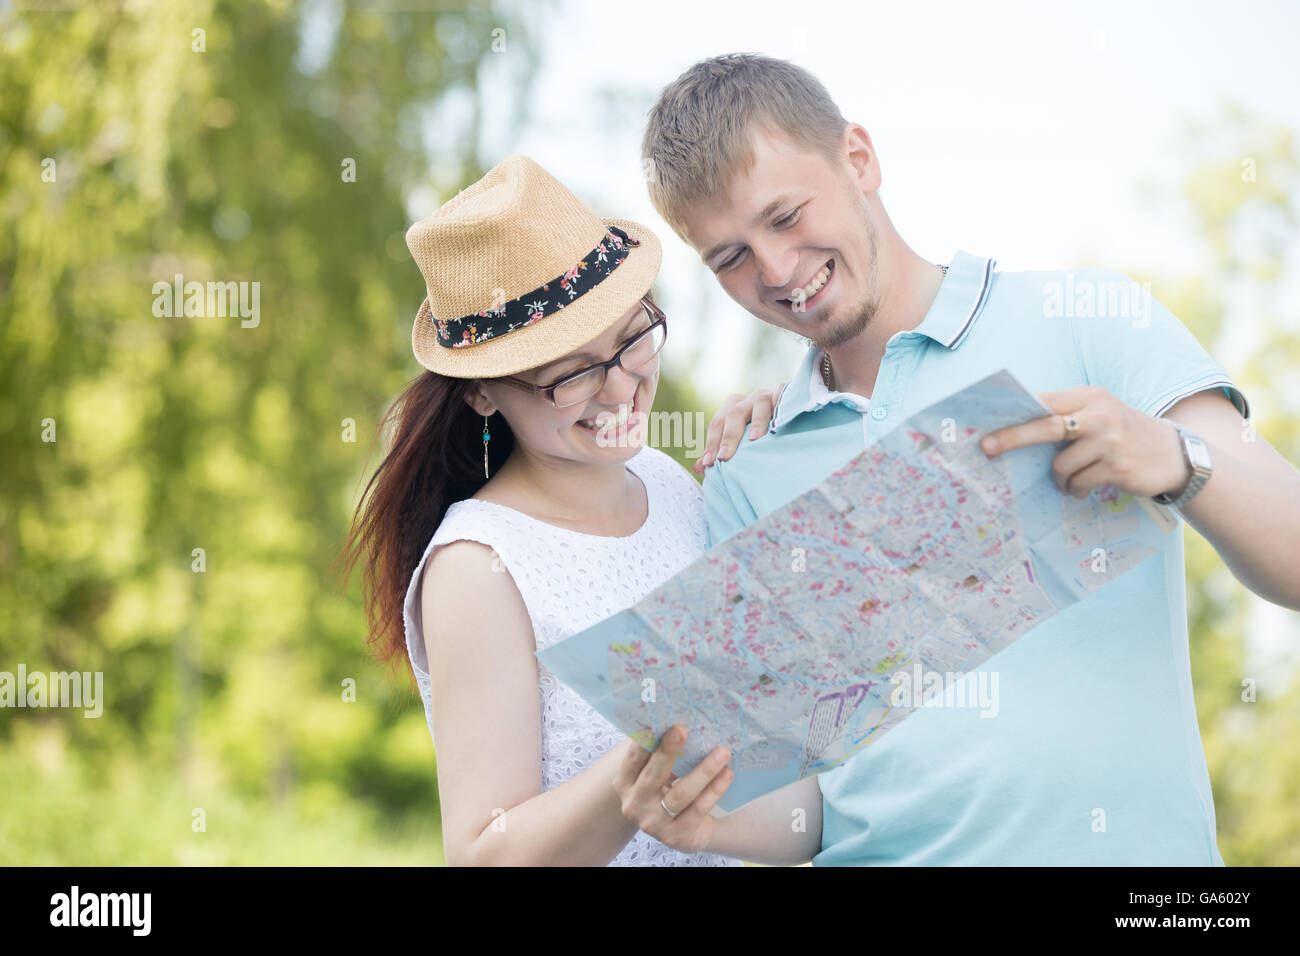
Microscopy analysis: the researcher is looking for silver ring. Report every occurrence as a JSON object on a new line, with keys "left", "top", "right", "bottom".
{"left": 659, "top": 798, "right": 679, "bottom": 819}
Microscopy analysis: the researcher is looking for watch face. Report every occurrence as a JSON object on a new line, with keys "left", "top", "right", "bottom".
{"left": 1186, "top": 435, "right": 1213, "bottom": 471}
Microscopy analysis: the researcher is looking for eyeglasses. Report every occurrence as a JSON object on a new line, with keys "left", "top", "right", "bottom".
{"left": 497, "top": 297, "right": 667, "bottom": 409}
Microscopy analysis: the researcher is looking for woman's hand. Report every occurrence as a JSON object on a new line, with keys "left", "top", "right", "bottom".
{"left": 697, "top": 382, "right": 788, "bottom": 474}
{"left": 612, "top": 725, "right": 734, "bottom": 854}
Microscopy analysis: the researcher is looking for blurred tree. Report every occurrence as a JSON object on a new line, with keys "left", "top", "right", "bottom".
{"left": 0, "top": 0, "right": 545, "bottom": 862}
{"left": 1134, "top": 104, "right": 1300, "bottom": 864}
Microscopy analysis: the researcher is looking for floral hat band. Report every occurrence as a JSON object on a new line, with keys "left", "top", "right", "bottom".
{"left": 433, "top": 226, "right": 640, "bottom": 349}
{"left": 405, "top": 154, "right": 662, "bottom": 379}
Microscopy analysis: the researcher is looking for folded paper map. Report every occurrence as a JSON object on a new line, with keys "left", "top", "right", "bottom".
{"left": 536, "top": 369, "right": 1177, "bottom": 812}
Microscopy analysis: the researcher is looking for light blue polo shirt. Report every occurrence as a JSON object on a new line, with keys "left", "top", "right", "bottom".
{"left": 703, "top": 251, "right": 1248, "bottom": 865}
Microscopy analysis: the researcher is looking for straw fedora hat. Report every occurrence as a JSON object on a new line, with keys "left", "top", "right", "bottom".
{"left": 405, "top": 154, "right": 662, "bottom": 379}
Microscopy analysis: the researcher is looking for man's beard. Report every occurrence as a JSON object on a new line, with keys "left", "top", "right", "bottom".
{"left": 799, "top": 209, "right": 879, "bottom": 352}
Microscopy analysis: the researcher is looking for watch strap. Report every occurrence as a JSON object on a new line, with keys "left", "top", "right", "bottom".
{"left": 1152, "top": 423, "right": 1212, "bottom": 509}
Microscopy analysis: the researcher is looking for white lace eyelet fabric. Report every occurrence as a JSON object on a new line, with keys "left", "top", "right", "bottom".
{"left": 402, "top": 444, "right": 742, "bottom": 867}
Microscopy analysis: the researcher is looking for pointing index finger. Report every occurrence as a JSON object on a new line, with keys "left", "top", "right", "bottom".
{"left": 636, "top": 724, "right": 688, "bottom": 794}
{"left": 982, "top": 388, "right": 1092, "bottom": 457}
{"left": 982, "top": 413, "right": 1066, "bottom": 457}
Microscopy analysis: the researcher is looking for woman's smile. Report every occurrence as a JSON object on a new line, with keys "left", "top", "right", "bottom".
{"left": 575, "top": 392, "right": 643, "bottom": 439}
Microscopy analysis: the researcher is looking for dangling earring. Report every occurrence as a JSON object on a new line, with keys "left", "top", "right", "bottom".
{"left": 481, "top": 414, "right": 491, "bottom": 479}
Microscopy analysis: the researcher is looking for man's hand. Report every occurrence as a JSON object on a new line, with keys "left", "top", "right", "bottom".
{"left": 980, "top": 385, "right": 1188, "bottom": 499}
{"left": 696, "top": 383, "right": 788, "bottom": 474}
{"left": 612, "top": 725, "right": 734, "bottom": 854}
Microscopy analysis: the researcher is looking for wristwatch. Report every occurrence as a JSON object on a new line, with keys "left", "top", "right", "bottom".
{"left": 1153, "top": 423, "right": 1213, "bottom": 509}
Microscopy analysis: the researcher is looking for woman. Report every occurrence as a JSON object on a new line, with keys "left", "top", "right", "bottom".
{"left": 343, "top": 155, "right": 783, "bottom": 865}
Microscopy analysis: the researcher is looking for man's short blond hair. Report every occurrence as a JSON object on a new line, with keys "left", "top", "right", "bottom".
{"left": 642, "top": 53, "right": 848, "bottom": 240}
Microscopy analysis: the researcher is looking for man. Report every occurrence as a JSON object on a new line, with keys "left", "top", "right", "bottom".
{"left": 613, "top": 53, "right": 1300, "bottom": 865}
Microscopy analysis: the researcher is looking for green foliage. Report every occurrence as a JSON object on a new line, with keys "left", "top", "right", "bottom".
{"left": 0, "top": 0, "right": 536, "bottom": 863}
{"left": 1148, "top": 104, "right": 1300, "bottom": 864}
{"left": 0, "top": 717, "right": 445, "bottom": 865}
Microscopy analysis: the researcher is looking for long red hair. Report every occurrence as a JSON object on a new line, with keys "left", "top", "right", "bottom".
{"left": 337, "top": 372, "right": 514, "bottom": 687}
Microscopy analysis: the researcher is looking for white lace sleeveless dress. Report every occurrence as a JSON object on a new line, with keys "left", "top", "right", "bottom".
{"left": 402, "top": 444, "right": 741, "bottom": 867}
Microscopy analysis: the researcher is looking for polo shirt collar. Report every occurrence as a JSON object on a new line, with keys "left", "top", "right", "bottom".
{"left": 769, "top": 250, "right": 997, "bottom": 434}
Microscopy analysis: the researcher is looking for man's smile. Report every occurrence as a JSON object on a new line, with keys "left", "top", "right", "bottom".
{"left": 779, "top": 258, "right": 835, "bottom": 310}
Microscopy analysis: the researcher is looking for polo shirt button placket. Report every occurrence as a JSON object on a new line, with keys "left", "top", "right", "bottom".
{"left": 865, "top": 345, "right": 904, "bottom": 441}
{"left": 869, "top": 337, "right": 920, "bottom": 439}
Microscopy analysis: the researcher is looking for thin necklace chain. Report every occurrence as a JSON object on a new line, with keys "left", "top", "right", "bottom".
{"left": 822, "top": 263, "right": 948, "bottom": 391}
